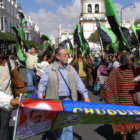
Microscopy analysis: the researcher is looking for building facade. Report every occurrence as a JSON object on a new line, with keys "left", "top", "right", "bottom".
{"left": 57, "top": 24, "right": 73, "bottom": 45}
{"left": 23, "top": 16, "right": 40, "bottom": 42}
{"left": 0, "top": 0, "right": 18, "bottom": 34}
{"left": 58, "top": 0, "right": 133, "bottom": 54}
{"left": 80, "top": 0, "right": 107, "bottom": 50}
{"left": 0, "top": 0, "right": 40, "bottom": 42}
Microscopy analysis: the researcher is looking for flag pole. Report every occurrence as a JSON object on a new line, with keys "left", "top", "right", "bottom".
{"left": 130, "top": 20, "right": 140, "bottom": 46}
{"left": 99, "top": 37, "right": 104, "bottom": 55}
{"left": 13, "top": 94, "right": 22, "bottom": 140}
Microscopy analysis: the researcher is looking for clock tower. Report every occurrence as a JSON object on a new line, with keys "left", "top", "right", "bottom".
{"left": 80, "top": 0, "right": 107, "bottom": 49}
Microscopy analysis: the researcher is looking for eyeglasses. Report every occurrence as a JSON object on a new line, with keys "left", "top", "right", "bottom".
{"left": 60, "top": 53, "right": 69, "bottom": 57}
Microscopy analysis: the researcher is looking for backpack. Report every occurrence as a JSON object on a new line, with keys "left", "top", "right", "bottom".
{"left": 100, "top": 64, "right": 108, "bottom": 75}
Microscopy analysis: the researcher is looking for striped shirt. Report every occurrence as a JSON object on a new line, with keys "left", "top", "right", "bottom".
{"left": 101, "top": 66, "right": 140, "bottom": 105}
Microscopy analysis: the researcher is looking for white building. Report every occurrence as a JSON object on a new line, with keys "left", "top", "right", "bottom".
{"left": 80, "top": 0, "right": 107, "bottom": 51}
{"left": 0, "top": 0, "right": 40, "bottom": 42}
{"left": 0, "top": 0, "right": 18, "bottom": 34}
{"left": 58, "top": 24, "right": 73, "bottom": 45}
{"left": 23, "top": 16, "right": 40, "bottom": 42}
{"left": 58, "top": 0, "right": 134, "bottom": 52}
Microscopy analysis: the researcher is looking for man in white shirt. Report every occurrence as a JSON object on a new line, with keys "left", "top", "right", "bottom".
{"left": 21, "top": 41, "right": 38, "bottom": 91}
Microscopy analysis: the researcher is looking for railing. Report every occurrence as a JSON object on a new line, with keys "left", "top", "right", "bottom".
{"left": 0, "top": 2, "right": 5, "bottom": 9}
{"left": 80, "top": 12, "right": 106, "bottom": 21}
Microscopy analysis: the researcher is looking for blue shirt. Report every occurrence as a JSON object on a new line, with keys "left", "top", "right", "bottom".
{"left": 37, "top": 62, "right": 88, "bottom": 98}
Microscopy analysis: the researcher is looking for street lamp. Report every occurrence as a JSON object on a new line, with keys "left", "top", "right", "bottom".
{"left": 120, "top": 3, "right": 135, "bottom": 26}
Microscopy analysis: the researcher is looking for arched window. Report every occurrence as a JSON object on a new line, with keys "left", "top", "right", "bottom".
{"left": 87, "top": 4, "right": 92, "bottom": 13}
{"left": 95, "top": 4, "right": 99, "bottom": 13}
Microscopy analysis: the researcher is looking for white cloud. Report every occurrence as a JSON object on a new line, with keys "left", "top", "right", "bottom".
{"left": 115, "top": 2, "right": 140, "bottom": 21}
{"left": 36, "top": 0, "right": 55, "bottom": 6}
{"left": 27, "top": 0, "right": 81, "bottom": 38}
{"left": 27, "top": 0, "right": 140, "bottom": 39}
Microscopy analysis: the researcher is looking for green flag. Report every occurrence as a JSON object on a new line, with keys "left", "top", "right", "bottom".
{"left": 18, "top": 11, "right": 25, "bottom": 26}
{"left": 80, "top": 26, "right": 90, "bottom": 55}
{"left": 78, "top": 32, "right": 83, "bottom": 48}
{"left": 11, "top": 26, "right": 26, "bottom": 63}
{"left": 104, "top": 0, "right": 130, "bottom": 51}
{"left": 96, "top": 18, "right": 117, "bottom": 44}
{"left": 12, "top": 26, "right": 26, "bottom": 43}
{"left": 41, "top": 34, "right": 52, "bottom": 42}
{"left": 43, "top": 42, "right": 50, "bottom": 50}
{"left": 65, "top": 45, "right": 72, "bottom": 57}
{"left": 130, "top": 20, "right": 140, "bottom": 42}
{"left": 73, "top": 24, "right": 80, "bottom": 46}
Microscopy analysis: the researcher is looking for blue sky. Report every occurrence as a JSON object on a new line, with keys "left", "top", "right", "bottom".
{"left": 17, "top": 0, "right": 140, "bottom": 37}
{"left": 18, "top": 0, "right": 138, "bottom": 13}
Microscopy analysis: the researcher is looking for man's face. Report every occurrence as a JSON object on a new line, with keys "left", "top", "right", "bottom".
{"left": 30, "top": 47, "right": 36, "bottom": 54}
{"left": 112, "top": 57, "right": 116, "bottom": 62}
{"left": 95, "top": 57, "right": 98, "bottom": 61}
{"left": 56, "top": 49, "right": 69, "bottom": 65}
{"left": 30, "top": 110, "right": 48, "bottom": 123}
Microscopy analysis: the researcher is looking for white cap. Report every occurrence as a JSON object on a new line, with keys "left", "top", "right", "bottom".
{"left": 95, "top": 54, "right": 99, "bottom": 58}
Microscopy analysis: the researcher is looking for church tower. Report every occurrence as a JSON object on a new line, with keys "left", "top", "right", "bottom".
{"left": 80, "top": 0, "right": 107, "bottom": 49}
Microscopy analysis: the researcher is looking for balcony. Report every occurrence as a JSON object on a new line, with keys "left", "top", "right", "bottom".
{"left": 80, "top": 12, "right": 107, "bottom": 21}
{"left": 0, "top": 2, "right": 5, "bottom": 9}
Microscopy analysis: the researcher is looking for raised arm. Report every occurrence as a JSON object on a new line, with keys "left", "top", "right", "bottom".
{"left": 20, "top": 41, "right": 27, "bottom": 58}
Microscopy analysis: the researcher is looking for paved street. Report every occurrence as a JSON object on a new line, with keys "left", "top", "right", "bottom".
{"left": 9, "top": 68, "right": 140, "bottom": 140}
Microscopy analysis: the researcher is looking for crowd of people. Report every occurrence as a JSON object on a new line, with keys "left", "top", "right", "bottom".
{"left": 0, "top": 40, "right": 140, "bottom": 140}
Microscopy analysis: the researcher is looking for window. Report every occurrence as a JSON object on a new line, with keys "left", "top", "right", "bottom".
{"left": 26, "top": 33, "right": 30, "bottom": 40}
{"left": 95, "top": 4, "right": 99, "bottom": 13}
{"left": 1, "top": 17, "right": 4, "bottom": 31}
{"left": 24, "top": 21, "right": 28, "bottom": 28}
{"left": 0, "top": 1, "right": 4, "bottom": 8}
{"left": 87, "top": 4, "right": 92, "bottom": 13}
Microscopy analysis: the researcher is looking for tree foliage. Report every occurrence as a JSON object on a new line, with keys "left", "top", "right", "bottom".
{"left": 88, "top": 30, "right": 100, "bottom": 43}
{"left": 134, "top": 19, "right": 140, "bottom": 26}
{"left": 0, "top": 32, "right": 17, "bottom": 47}
{"left": 0, "top": 31, "right": 41, "bottom": 54}
{"left": 26, "top": 40, "right": 41, "bottom": 49}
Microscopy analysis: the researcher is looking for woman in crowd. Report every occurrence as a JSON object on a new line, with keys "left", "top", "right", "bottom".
{"left": 35, "top": 50, "right": 49, "bottom": 85}
{"left": 101, "top": 51, "right": 140, "bottom": 140}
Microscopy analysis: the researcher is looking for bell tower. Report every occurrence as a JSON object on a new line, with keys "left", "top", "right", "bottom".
{"left": 80, "top": 0, "right": 107, "bottom": 49}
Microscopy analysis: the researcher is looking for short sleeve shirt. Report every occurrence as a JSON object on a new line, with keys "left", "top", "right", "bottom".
{"left": 26, "top": 53, "right": 38, "bottom": 70}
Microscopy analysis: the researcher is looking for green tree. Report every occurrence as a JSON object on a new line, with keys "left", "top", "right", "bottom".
{"left": 88, "top": 30, "right": 100, "bottom": 43}
{"left": 26, "top": 40, "right": 41, "bottom": 49}
{"left": 134, "top": 19, "right": 140, "bottom": 26}
{"left": 0, "top": 32, "right": 17, "bottom": 48}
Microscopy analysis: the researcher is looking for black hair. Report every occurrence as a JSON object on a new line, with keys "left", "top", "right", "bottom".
{"left": 30, "top": 45, "right": 37, "bottom": 50}
{"left": 120, "top": 52, "right": 131, "bottom": 65}
{"left": 55, "top": 46, "right": 65, "bottom": 55}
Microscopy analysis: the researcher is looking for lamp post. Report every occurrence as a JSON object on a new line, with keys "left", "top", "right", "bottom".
{"left": 120, "top": 3, "right": 135, "bottom": 26}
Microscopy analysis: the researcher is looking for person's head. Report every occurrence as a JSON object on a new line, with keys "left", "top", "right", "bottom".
{"left": 78, "top": 53, "right": 82, "bottom": 59}
{"left": 109, "top": 55, "right": 113, "bottom": 61}
{"left": 30, "top": 46, "right": 36, "bottom": 54}
{"left": 29, "top": 110, "right": 47, "bottom": 123}
{"left": 112, "top": 56, "right": 118, "bottom": 62}
{"left": 86, "top": 54, "right": 90, "bottom": 59}
{"left": 95, "top": 54, "right": 99, "bottom": 61}
{"left": 120, "top": 52, "right": 133, "bottom": 67}
{"left": 55, "top": 47, "right": 69, "bottom": 66}
{"left": 101, "top": 57, "right": 106, "bottom": 65}
{"left": 37, "top": 50, "right": 47, "bottom": 63}
{"left": 9, "top": 49, "right": 15, "bottom": 59}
